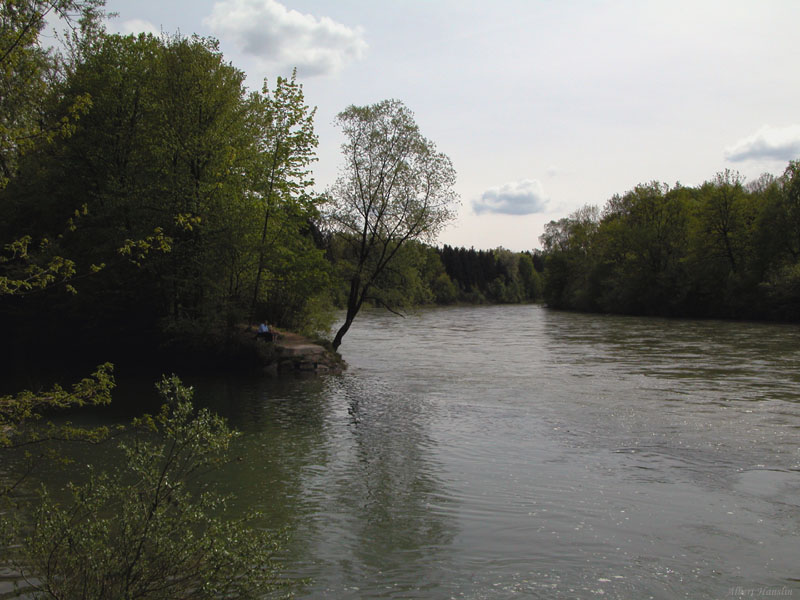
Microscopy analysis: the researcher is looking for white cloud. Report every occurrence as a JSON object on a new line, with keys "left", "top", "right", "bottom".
{"left": 118, "top": 19, "right": 160, "bottom": 36}
{"left": 473, "top": 179, "right": 550, "bottom": 216}
{"left": 724, "top": 125, "right": 800, "bottom": 163}
{"left": 203, "top": 0, "right": 367, "bottom": 77}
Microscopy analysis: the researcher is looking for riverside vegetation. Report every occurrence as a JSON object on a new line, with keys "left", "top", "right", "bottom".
{"left": 538, "top": 167, "right": 800, "bottom": 321}
{"left": 2, "top": 0, "right": 800, "bottom": 596}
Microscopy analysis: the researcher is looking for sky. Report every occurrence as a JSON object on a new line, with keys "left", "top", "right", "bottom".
{"left": 103, "top": 0, "right": 800, "bottom": 251}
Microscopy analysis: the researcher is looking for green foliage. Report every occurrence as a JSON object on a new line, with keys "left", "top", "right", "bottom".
{"left": 0, "top": 363, "right": 115, "bottom": 453}
{"left": 594, "top": 183, "right": 689, "bottom": 314}
{"left": 0, "top": 9, "right": 302, "bottom": 597}
{"left": 248, "top": 70, "right": 325, "bottom": 325}
{"left": 761, "top": 261, "right": 800, "bottom": 319}
{"left": 0, "top": 0, "right": 105, "bottom": 189}
{"left": 518, "top": 253, "right": 542, "bottom": 301}
{"left": 0, "top": 234, "right": 78, "bottom": 296}
{"left": 326, "top": 239, "right": 543, "bottom": 310}
{"left": 1, "top": 29, "right": 331, "bottom": 353}
{"left": 431, "top": 271, "right": 459, "bottom": 304}
{"left": 249, "top": 216, "right": 332, "bottom": 335}
{"left": 539, "top": 205, "right": 600, "bottom": 310}
{"left": 539, "top": 161, "right": 800, "bottom": 320}
{"left": 0, "top": 1, "right": 119, "bottom": 300}
{"left": 4, "top": 376, "right": 291, "bottom": 599}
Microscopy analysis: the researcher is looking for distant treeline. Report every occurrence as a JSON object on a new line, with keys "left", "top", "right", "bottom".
{"left": 325, "top": 241, "right": 543, "bottom": 310}
{"left": 436, "top": 245, "right": 542, "bottom": 304}
{"left": 538, "top": 164, "right": 800, "bottom": 320}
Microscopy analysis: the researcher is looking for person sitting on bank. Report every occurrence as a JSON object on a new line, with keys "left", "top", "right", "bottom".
{"left": 256, "top": 321, "right": 274, "bottom": 341}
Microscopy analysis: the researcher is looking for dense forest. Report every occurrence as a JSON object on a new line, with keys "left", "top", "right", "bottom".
{"left": 538, "top": 167, "right": 800, "bottom": 321}
{"left": 1, "top": 26, "right": 333, "bottom": 366}
{"left": 1, "top": 2, "right": 301, "bottom": 595}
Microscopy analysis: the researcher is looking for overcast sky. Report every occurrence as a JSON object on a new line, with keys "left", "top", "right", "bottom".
{"left": 106, "top": 0, "right": 800, "bottom": 251}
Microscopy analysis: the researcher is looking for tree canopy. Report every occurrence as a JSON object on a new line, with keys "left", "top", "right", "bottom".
{"left": 0, "top": 29, "right": 331, "bottom": 366}
{"left": 538, "top": 163, "right": 800, "bottom": 320}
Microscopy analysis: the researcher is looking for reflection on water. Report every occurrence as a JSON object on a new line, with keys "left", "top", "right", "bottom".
{"left": 191, "top": 372, "right": 459, "bottom": 597}
{"left": 5, "top": 306, "right": 800, "bottom": 599}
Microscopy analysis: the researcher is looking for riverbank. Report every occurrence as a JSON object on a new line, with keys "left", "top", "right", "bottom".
{"left": 0, "top": 324, "right": 345, "bottom": 393}
{"left": 139, "top": 325, "right": 345, "bottom": 377}
{"left": 265, "top": 331, "right": 346, "bottom": 375}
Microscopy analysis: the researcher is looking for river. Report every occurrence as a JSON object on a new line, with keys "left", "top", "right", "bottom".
{"left": 12, "top": 305, "right": 800, "bottom": 598}
{"left": 187, "top": 305, "right": 799, "bottom": 599}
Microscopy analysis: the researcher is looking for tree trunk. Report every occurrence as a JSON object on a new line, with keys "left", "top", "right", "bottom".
{"left": 331, "top": 315, "right": 353, "bottom": 351}
{"left": 332, "top": 276, "right": 363, "bottom": 350}
{"left": 249, "top": 206, "right": 271, "bottom": 323}
{"left": 249, "top": 138, "right": 283, "bottom": 324}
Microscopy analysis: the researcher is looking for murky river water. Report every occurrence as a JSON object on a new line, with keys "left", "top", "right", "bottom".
{"left": 9, "top": 305, "right": 800, "bottom": 598}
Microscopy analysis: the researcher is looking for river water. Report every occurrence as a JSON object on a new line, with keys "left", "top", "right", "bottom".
{"left": 185, "top": 305, "right": 799, "bottom": 599}
{"left": 9, "top": 305, "right": 800, "bottom": 599}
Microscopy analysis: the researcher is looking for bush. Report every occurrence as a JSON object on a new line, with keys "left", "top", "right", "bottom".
{"left": 3, "top": 375, "right": 292, "bottom": 599}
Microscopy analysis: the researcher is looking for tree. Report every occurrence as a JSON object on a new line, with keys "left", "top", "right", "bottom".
{"left": 145, "top": 34, "right": 255, "bottom": 325}
{"left": 0, "top": 0, "right": 105, "bottom": 188}
{"left": 693, "top": 170, "right": 747, "bottom": 274}
{"left": 539, "top": 205, "right": 600, "bottom": 310}
{"left": 2, "top": 31, "right": 334, "bottom": 344}
{"left": 0, "top": 3, "right": 126, "bottom": 470}
{"left": 326, "top": 99, "right": 458, "bottom": 350}
{"left": 248, "top": 70, "right": 319, "bottom": 323}
{"left": 595, "top": 182, "right": 689, "bottom": 314}
{"left": 0, "top": 0, "right": 111, "bottom": 298}
{"left": 0, "top": 16, "right": 294, "bottom": 596}
{"left": 756, "top": 161, "right": 800, "bottom": 318}
{"left": 3, "top": 33, "right": 268, "bottom": 345}
{"left": 517, "top": 252, "right": 542, "bottom": 301}
{"left": 684, "top": 170, "right": 751, "bottom": 315}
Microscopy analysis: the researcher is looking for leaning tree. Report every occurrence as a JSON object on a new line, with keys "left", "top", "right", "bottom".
{"left": 326, "top": 99, "right": 459, "bottom": 350}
